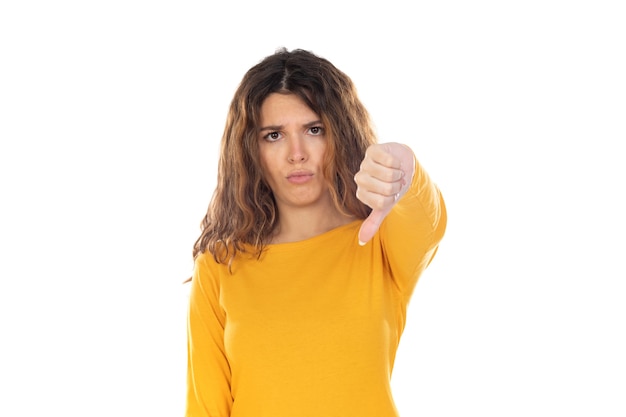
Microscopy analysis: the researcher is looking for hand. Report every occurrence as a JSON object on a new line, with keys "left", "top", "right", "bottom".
{"left": 354, "top": 142, "right": 415, "bottom": 245}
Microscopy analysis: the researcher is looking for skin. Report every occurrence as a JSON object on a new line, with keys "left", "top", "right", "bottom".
{"left": 355, "top": 142, "right": 416, "bottom": 244}
{"left": 258, "top": 92, "right": 415, "bottom": 245}
{"left": 258, "top": 93, "right": 354, "bottom": 243}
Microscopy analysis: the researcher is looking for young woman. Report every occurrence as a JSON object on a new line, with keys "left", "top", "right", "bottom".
{"left": 186, "top": 48, "right": 447, "bottom": 417}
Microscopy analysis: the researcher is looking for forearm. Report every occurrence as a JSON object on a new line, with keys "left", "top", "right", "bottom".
{"left": 381, "top": 158, "right": 447, "bottom": 294}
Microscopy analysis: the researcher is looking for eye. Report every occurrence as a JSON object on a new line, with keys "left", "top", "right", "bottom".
{"left": 263, "top": 131, "right": 282, "bottom": 142}
{"left": 308, "top": 126, "right": 324, "bottom": 136}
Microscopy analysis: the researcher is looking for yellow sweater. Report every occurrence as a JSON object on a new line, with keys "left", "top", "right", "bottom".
{"left": 186, "top": 160, "right": 447, "bottom": 417}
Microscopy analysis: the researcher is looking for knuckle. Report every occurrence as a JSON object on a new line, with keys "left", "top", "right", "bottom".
{"left": 384, "top": 170, "right": 397, "bottom": 182}
{"left": 356, "top": 188, "right": 366, "bottom": 203}
{"left": 372, "top": 195, "right": 387, "bottom": 211}
{"left": 382, "top": 182, "right": 395, "bottom": 196}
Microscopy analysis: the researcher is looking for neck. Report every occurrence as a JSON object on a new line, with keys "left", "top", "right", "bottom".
{"left": 270, "top": 205, "right": 355, "bottom": 244}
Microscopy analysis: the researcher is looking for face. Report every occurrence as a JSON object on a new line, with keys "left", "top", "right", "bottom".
{"left": 257, "top": 93, "right": 332, "bottom": 212}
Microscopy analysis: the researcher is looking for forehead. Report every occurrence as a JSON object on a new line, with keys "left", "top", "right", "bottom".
{"left": 259, "top": 93, "right": 319, "bottom": 125}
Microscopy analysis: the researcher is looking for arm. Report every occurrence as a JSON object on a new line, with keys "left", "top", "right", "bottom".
{"left": 354, "top": 142, "right": 447, "bottom": 295}
{"left": 186, "top": 253, "right": 232, "bottom": 417}
{"left": 380, "top": 154, "right": 447, "bottom": 296}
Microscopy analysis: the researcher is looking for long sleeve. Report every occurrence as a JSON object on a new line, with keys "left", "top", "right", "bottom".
{"left": 184, "top": 216, "right": 444, "bottom": 416}
{"left": 380, "top": 156, "right": 447, "bottom": 299}
{"left": 186, "top": 253, "right": 232, "bottom": 417}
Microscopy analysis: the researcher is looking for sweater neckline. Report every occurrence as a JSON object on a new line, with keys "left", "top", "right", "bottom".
{"left": 264, "top": 220, "right": 362, "bottom": 253}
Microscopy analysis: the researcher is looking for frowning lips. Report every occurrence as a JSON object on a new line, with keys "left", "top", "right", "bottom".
{"left": 286, "top": 170, "right": 314, "bottom": 184}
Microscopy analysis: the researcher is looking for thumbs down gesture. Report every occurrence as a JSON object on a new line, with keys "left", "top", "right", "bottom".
{"left": 354, "top": 142, "right": 416, "bottom": 245}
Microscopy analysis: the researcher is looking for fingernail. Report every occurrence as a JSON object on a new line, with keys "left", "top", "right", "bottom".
{"left": 358, "top": 240, "right": 366, "bottom": 246}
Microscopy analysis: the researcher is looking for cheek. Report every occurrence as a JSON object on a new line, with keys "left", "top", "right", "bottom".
{"left": 315, "top": 140, "right": 330, "bottom": 165}
{"left": 307, "top": 139, "right": 326, "bottom": 160}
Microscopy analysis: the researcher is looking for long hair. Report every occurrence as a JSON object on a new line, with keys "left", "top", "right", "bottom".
{"left": 192, "top": 48, "right": 377, "bottom": 267}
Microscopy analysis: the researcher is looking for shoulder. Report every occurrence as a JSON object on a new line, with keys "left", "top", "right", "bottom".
{"left": 194, "top": 249, "right": 213, "bottom": 270}
{"left": 192, "top": 250, "right": 223, "bottom": 284}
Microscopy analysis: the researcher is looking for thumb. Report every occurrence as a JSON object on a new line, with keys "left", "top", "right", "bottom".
{"left": 358, "top": 207, "right": 391, "bottom": 246}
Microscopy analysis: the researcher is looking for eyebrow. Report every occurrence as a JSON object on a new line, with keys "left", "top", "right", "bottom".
{"left": 258, "top": 120, "right": 323, "bottom": 132}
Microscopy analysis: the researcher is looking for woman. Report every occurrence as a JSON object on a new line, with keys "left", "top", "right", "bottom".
{"left": 186, "top": 48, "right": 447, "bottom": 417}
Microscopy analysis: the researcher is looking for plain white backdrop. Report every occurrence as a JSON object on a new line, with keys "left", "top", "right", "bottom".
{"left": 1, "top": 1, "right": 624, "bottom": 416}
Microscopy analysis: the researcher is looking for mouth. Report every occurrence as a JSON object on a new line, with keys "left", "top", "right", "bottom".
{"left": 287, "top": 171, "right": 314, "bottom": 184}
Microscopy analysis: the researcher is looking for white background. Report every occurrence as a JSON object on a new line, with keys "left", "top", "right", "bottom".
{"left": 1, "top": 1, "right": 625, "bottom": 416}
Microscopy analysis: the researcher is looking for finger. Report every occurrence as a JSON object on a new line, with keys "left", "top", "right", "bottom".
{"left": 355, "top": 143, "right": 416, "bottom": 246}
{"left": 355, "top": 183, "right": 404, "bottom": 212}
{"left": 358, "top": 207, "right": 390, "bottom": 246}
{"left": 366, "top": 144, "right": 402, "bottom": 170}
{"left": 360, "top": 161, "right": 405, "bottom": 184}
{"left": 355, "top": 165, "right": 405, "bottom": 200}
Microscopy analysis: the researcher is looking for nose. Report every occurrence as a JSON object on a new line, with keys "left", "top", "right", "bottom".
{"left": 287, "top": 136, "right": 308, "bottom": 163}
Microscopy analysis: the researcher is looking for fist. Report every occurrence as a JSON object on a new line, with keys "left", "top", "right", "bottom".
{"left": 354, "top": 142, "right": 415, "bottom": 245}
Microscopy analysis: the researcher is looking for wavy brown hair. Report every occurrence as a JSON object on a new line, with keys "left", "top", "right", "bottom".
{"left": 192, "top": 48, "right": 377, "bottom": 267}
